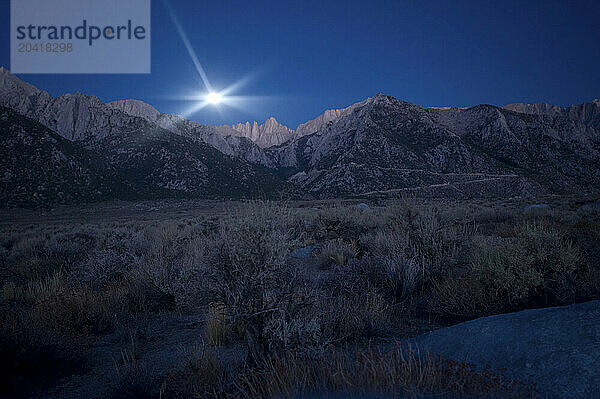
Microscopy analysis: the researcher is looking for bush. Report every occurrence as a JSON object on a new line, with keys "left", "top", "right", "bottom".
{"left": 318, "top": 291, "right": 394, "bottom": 342}
{"left": 263, "top": 311, "right": 322, "bottom": 353}
{"left": 475, "top": 223, "right": 581, "bottom": 304}
{"left": 31, "top": 275, "right": 117, "bottom": 335}
{"left": 196, "top": 201, "right": 307, "bottom": 362}
{"left": 430, "top": 222, "right": 586, "bottom": 317}
{"left": 321, "top": 255, "right": 421, "bottom": 305}
{"left": 205, "top": 302, "right": 230, "bottom": 346}
{"left": 309, "top": 204, "right": 381, "bottom": 241}
{"left": 8, "top": 268, "right": 173, "bottom": 339}
{"left": 359, "top": 230, "right": 410, "bottom": 258}
{"left": 358, "top": 206, "right": 469, "bottom": 279}
{"left": 313, "top": 254, "right": 422, "bottom": 341}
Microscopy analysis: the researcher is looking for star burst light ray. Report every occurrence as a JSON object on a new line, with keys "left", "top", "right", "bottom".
{"left": 163, "top": 1, "right": 275, "bottom": 118}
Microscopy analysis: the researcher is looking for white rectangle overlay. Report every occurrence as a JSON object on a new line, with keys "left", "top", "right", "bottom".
{"left": 10, "top": 0, "right": 151, "bottom": 74}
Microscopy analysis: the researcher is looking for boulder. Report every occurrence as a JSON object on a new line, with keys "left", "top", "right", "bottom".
{"left": 356, "top": 203, "right": 371, "bottom": 211}
{"left": 290, "top": 245, "right": 317, "bottom": 259}
{"left": 410, "top": 301, "right": 600, "bottom": 398}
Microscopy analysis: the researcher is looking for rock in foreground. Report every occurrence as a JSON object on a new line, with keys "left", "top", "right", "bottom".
{"left": 411, "top": 301, "right": 600, "bottom": 399}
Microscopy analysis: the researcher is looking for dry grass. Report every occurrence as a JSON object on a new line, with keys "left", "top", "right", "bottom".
{"left": 429, "top": 221, "right": 596, "bottom": 318}
{"left": 318, "top": 291, "right": 395, "bottom": 342}
{"left": 0, "top": 198, "right": 598, "bottom": 397}
{"left": 205, "top": 302, "right": 230, "bottom": 346}
{"left": 164, "top": 343, "right": 228, "bottom": 398}
{"left": 111, "top": 334, "right": 164, "bottom": 399}
{"left": 316, "top": 238, "right": 358, "bottom": 268}
{"left": 165, "top": 343, "right": 537, "bottom": 398}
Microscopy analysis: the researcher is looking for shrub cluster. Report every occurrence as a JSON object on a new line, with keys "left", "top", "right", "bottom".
{"left": 429, "top": 222, "right": 595, "bottom": 317}
{"left": 1, "top": 199, "right": 599, "bottom": 397}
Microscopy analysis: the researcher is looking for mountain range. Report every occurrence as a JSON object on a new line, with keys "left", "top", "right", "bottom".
{"left": 1, "top": 66, "right": 599, "bottom": 207}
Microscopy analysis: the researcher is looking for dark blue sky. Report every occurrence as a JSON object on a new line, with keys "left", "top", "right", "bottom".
{"left": 1, "top": 0, "right": 599, "bottom": 128}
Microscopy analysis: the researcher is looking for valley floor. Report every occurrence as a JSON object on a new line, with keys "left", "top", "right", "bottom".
{"left": 1, "top": 195, "right": 599, "bottom": 398}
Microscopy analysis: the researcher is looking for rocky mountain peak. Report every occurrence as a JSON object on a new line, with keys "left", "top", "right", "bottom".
{"left": 503, "top": 100, "right": 600, "bottom": 130}
{"left": 370, "top": 92, "right": 398, "bottom": 103}
{"left": 363, "top": 93, "right": 405, "bottom": 110}
{"left": 108, "top": 99, "right": 161, "bottom": 122}
{"left": 0, "top": 67, "right": 46, "bottom": 98}
{"left": 295, "top": 103, "right": 360, "bottom": 138}
{"left": 294, "top": 93, "right": 404, "bottom": 138}
{"left": 217, "top": 117, "right": 294, "bottom": 148}
{"left": 263, "top": 116, "right": 279, "bottom": 125}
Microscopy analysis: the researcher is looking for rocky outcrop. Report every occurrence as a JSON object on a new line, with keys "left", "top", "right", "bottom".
{"left": 0, "top": 106, "right": 131, "bottom": 207}
{"left": 295, "top": 101, "right": 362, "bottom": 138}
{"left": 411, "top": 300, "right": 600, "bottom": 399}
{"left": 0, "top": 66, "right": 53, "bottom": 116}
{"left": 0, "top": 69, "right": 290, "bottom": 207}
{"left": 504, "top": 99, "right": 600, "bottom": 130}
{"left": 0, "top": 68, "right": 152, "bottom": 145}
{"left": 217, "top": 117, "right": 294, "bottom": 148}
{"left": 273, "top": 94, "right": 600, "bottom": 197}
{"left": 108, "top": 99, "right": 161, "bottom": 122}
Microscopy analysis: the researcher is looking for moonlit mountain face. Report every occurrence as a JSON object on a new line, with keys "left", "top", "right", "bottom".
{"left": 109, "top": 98, "right": 295, "bottom": 149}
{"left": 1, "top": 67, "right": 600, "bottom": 207}
{"left": 266, "top": 94, "right": 600, "bottom": 197}
{"left": 106, "top": 99, "right": 277, "bottom": 168}
{"left": 217, "top": 118, "right": 295, "bottom": 148}
{"left": 295, "top": 101, "right": 362, "bottom": 138}
{"left": 0, "top": 68, "right": 291, "bottom": 207}
{"left": 108, "top": 99, "right": 161, "bottom": 122}
{"left": 504, "top": 100, "right": 600, "bottom": 130}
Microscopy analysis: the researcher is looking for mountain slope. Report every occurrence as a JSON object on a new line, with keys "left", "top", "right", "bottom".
{"left": 0, "top": 106, "right": 131, "bottom": 207}
{"left": 438, "top": 104, "right": 600, "bottom": 192}
{"left": 274, "top": 94, "right": 600, "bottom": 198}
{"left": 93, "top": 116, "right": 288, "bottom": 198}
{"left": 0, "top": 69, "right": 291, "bottom": 207}
{"left": 504, "top": 100, "right": 600, "bottom": 130}
{"left": 107, "top": 99, "right": 276, "bottom": 167}
{"left": 295, "top": 100, "right": 363, "bottom": 138}
{"left": 1, "top": 67, "right": 599, "bottom": 205}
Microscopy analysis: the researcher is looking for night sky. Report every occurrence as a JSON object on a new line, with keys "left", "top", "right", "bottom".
{"left": 1, "top": 0, "right": 599, "bottom": 128}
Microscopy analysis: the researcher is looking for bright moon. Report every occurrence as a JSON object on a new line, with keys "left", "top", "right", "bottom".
{"left": 206, "top": 92, "right": 222, "bottom": 104}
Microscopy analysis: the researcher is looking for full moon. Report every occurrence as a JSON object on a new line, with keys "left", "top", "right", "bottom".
{"left": 206, "top": 92, "right": 222, "bottom": 104}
